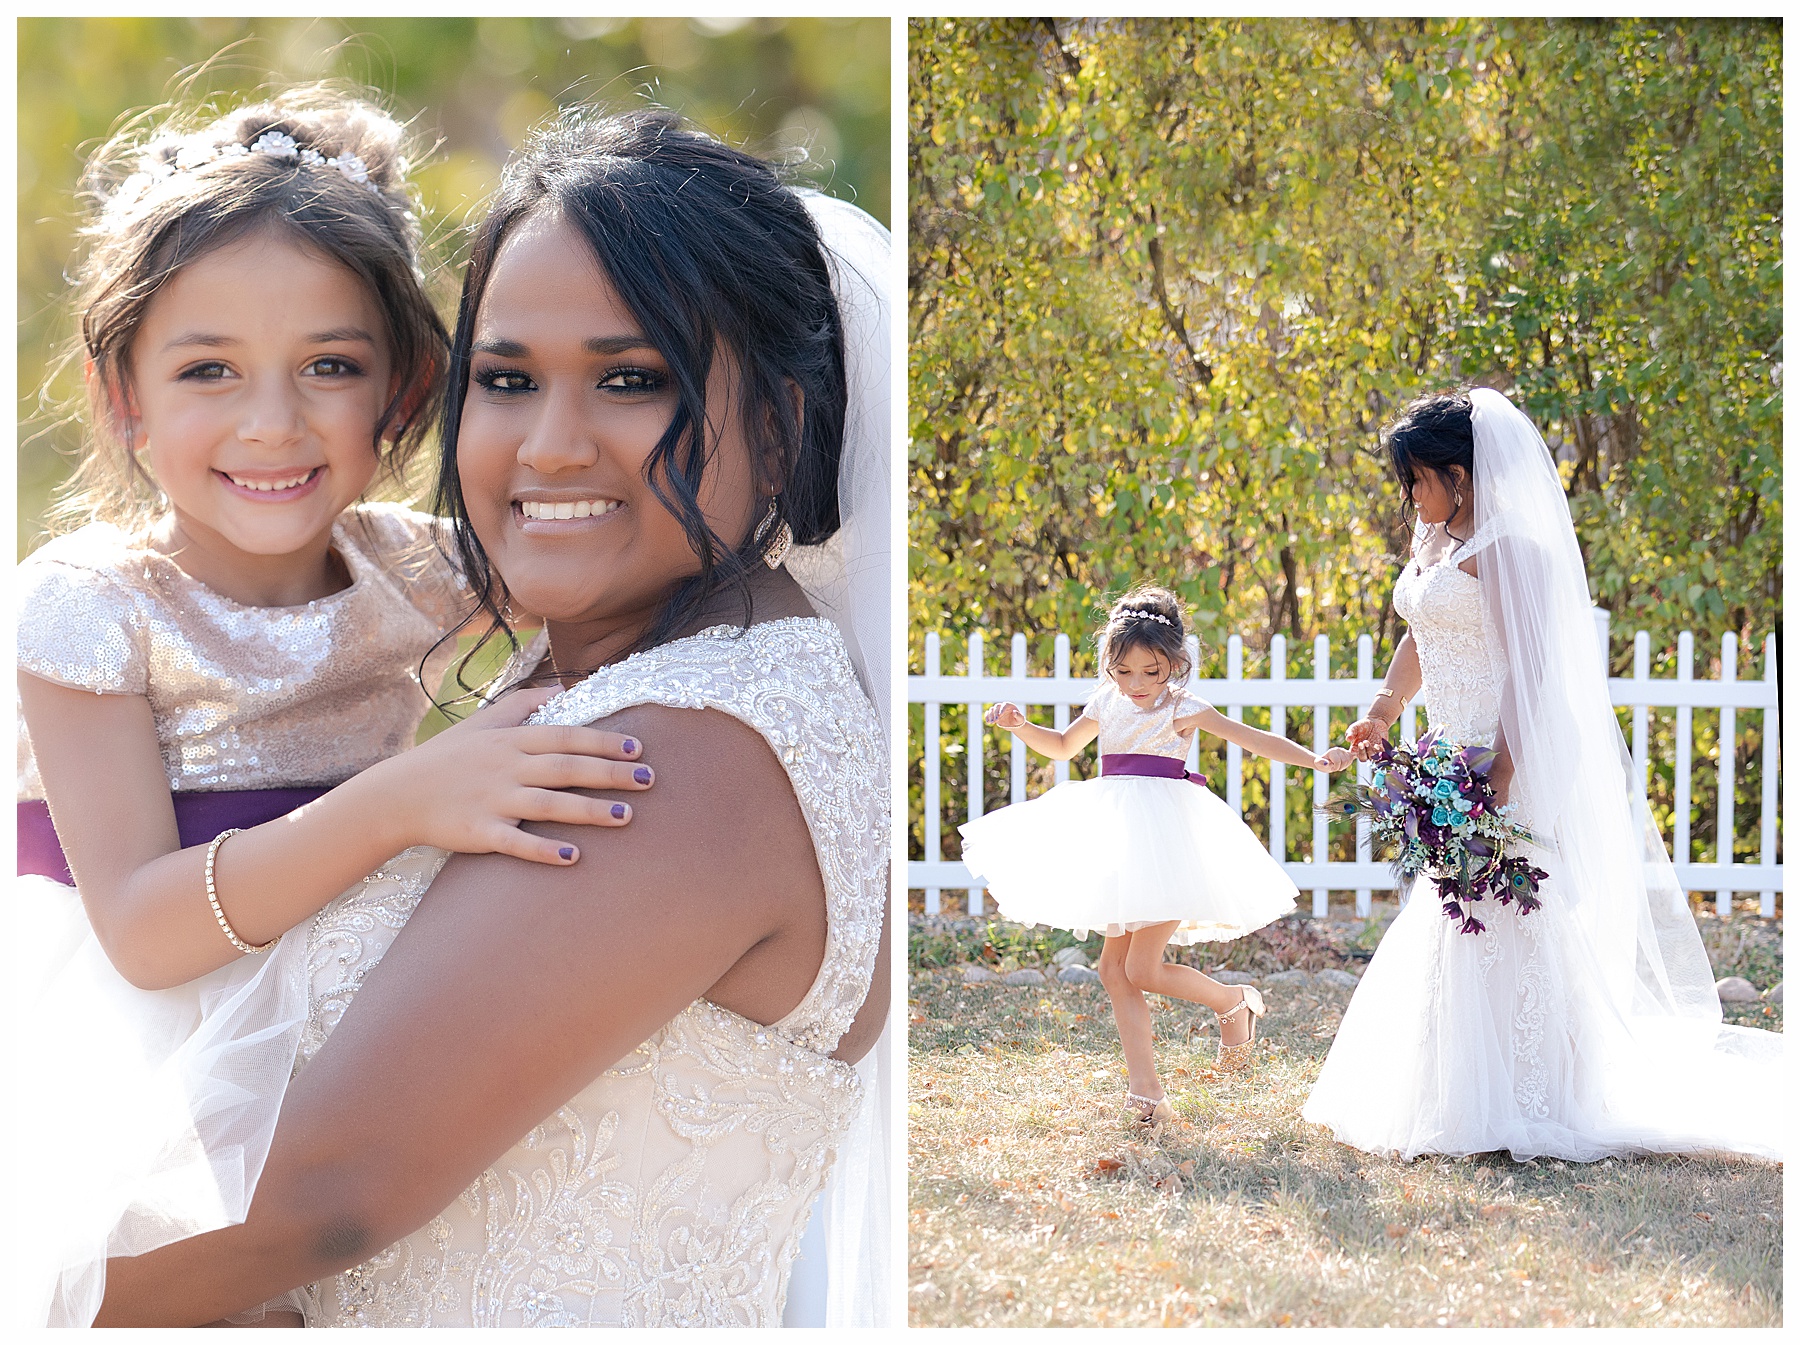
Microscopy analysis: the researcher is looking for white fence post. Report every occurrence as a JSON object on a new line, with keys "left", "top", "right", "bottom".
{"left": 1716, "top": 632, "right": 1736, "bottom": 917}
{"left": 1185, "top": 635, "right": 1202, "bottom": 775}
{"left": 1010, "top": 634, "right": 1027, "bottom": 806}
{"left": 1269, "top": 635, "right": 1287, "bottom": 865}
{"left": 1226, "top": 634, "right": 1244, "bottom": 816}
{"left": 1053, "top": 634, "right": 1072, "bottom": 785}
{"left": 1312, "top": 634, "right": 1330, "bottom": 918}
{"left": 922, "top": 632, "right": 941, "bottom": 915}
{"left": 1675, "top": 631, "right": 1693, "bottom": 872}
{"left": 966, "top": 632, "right": 984, "bottom": 915}
{"left": 1355, "top": 634, "right": 1373, "bottom": 919}
{"left": 1760, "top": 634, "right": 1779, "bottom": 918}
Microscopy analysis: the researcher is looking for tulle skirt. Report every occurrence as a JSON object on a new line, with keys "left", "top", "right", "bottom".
{"left": 957, "top": 776, "right": 1298, "bottom": 946}
{"left": 1303, "top": 873, "right": 1785, "bottom": 1163}
{"left": 12, "top": 873, "right": 310, "bottom": 1326}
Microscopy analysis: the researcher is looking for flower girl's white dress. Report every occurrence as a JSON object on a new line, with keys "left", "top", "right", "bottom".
{"left": 1303, "top": 545, "right": 1782, "bottom": 1161}
{"left": 958, "top": 680, "right": 1297, "bottom": 945}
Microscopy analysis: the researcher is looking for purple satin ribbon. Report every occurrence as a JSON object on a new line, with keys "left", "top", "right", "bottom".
{"left": 1101, "top": 753, "right": 1208, "bottom": 787}
{"left": 18, "top": 787, "right": 332, "bottom": 885}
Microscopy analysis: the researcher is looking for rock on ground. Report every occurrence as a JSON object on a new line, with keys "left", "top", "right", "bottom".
{"left": 1058, "top": 965, "right": 1102, "bottom": 985}
{"left": 1211, "top": 970, "right": 1259, "bottom": 985}
{"left": 1315, "top": 968, "right": 1361, "bottom": 988}
{"left": 1004, "top": 968, "right": 1048, "bottom": 986}
{"left": 1715, "top": 976, "right": 1760, "bottom": 1003}
{"left": 959, "top": 964, "right": 997, "bottom": 984}
{"left": 1051, "top": 946, "right": 1090, "bottom": 968}
{"left": 1766, "top": 981, "right": 1783, "bottom": 1004}
{"left": 1264, "top": 969, "right": 1312, "bottom": 987}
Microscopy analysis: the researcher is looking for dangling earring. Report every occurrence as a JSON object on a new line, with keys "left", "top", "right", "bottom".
{"left": 753, "top": 498, "right": 793, "bottom": 570}
{"left": 1453, "top": 489, "right": 1464, "bottom": 513}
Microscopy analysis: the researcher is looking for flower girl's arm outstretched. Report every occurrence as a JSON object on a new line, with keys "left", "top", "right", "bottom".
{"left": 1175, "top": 704, "right": 1353, "bottom": 772}
{"left": 983, "top": 701, "right": 1099, "bottom": 761}
{"left": 20, "top": 675, "right": 654, "bottom": 991}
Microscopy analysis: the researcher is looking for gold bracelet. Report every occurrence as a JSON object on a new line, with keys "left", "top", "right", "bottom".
{"left": 205, "top": 828, "right": 278, "bottom": 956}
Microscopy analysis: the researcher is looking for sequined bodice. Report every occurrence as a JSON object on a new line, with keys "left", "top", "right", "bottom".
{"left": 1391, "top": 546, "right": 1509, "bottom": 748}
{"left": 1084, "top": 680, "right": 1207, "bottom": 759}
{"left": 15, "top": 505, "right": 468, "bottom": 799}
{"left": 295, "top": 618, "right": 887, "bottom": 1327}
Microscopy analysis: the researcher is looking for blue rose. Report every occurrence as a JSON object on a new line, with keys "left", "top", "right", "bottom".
{"left": 1431, "top": 805, "right": 1452, "bottom": 827}
{"left": 1433, "top": 779, "right": 1456, "bottom": 800}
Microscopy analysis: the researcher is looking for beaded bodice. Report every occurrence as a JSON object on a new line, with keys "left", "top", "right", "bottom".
{"left": 15, "top": 504, "right": 467, "bottom": 800}
{"left": 294, "top": 618, "right": 887, "bottom": 1327}
{"left": 1391, "top": 542, "right": 1509, "bottom": 749}
{"left": 1083, "top": 680, "right": 1208, "bottom": 759}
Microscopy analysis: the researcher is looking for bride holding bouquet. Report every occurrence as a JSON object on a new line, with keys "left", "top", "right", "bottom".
{"left": 1303, "top": 388, "right": 1782, "bottom": 1163}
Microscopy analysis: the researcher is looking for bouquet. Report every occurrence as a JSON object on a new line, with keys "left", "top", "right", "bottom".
{"left": 1320, "top": 730, "right": 1547, "bottom": 935}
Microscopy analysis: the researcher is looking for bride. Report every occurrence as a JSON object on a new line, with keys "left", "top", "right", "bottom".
{"left": 86, "top": 109, "right": 893, "bottom": 1326}
{"left": 1303, "top": 387, "right": 1782, "bottom": 1163}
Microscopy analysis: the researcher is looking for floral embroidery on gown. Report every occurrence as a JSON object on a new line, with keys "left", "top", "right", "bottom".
{"left": 291, "top": 618, "right": 887, "bottom": 1326}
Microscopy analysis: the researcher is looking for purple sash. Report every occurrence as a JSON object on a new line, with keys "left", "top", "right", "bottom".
{"left": 18, "top": 787, "right": 332, "bottom": 885}
{"left": 1101, "top": 753, "right": 1208, "bottom": 787}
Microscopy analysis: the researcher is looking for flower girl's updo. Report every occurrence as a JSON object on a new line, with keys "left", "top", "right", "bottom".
{"left": 53, "top": 86, "right": 448, "bottom": 532}
{"left": 1098, "top": 585, "right": 1194, "bottom": 685}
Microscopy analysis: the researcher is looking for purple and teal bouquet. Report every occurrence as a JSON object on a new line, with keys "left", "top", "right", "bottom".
{"left": 1320, "top": 730, "right": 1546, "bottom": 935}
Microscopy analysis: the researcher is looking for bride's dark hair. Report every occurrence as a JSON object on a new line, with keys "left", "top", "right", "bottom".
{"left": 1384, "top": 389, "right": 1474, "bottom": 537}
{"left": 433, "top": 106, "right": 847, "bottom": 690}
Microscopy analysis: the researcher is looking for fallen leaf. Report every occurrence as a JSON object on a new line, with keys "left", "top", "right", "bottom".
{"left": 1692, "top": 1212, "right": 1713, "bottom": 1223}
{"left": 1385, "top": 1223, "right": 1407, "bottom": 1240}
{"left": 1178, "top": 1160, "right": 1196, "bottom": 1178}
{"left": 1095, "top": 1157, "right": 1124, "bottom": 1173}
{"left": 1100, "top": 1210, "right": 1120, "bottom": 1220}
{"left": 1574, "top": 1182, "right": 1596, "bottom": 1191}
{"left": 1478, "top": 1203, "right": 1505, "bottom": 1220}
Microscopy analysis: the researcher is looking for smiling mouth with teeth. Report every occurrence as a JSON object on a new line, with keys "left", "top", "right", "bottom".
{"left": 519, "top": 499, "right": 623, "bottom": 521}
{"left": 222, "top": 468, "right": 321, "bottom": 492}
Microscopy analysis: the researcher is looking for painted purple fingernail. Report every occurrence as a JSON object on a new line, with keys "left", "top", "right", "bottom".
{"left": 612, "top": 803, "right": 628, "bottom": 820}
{"left": 622, "top": 738, "right": 639, "bottom": 755}
{"left": 559, "top": 846, "right": 575, "bottom": 861}
{"left": 634, "top": 766, "right": 652, "bottom": 785}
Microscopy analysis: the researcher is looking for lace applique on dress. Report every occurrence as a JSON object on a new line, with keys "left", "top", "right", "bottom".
{"left": 1392, "top": 549, "right": 1508, "bottom": 748}
{"left": 295, "top": 617, "right": 887, "bottom": 1327}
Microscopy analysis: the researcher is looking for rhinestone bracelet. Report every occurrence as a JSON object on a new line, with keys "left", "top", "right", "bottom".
{"left": 205, "top": 828, "right": 278, "bottom": 955}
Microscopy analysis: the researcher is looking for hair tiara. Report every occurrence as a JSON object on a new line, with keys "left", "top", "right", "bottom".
{"left": 116, "top": 130, "right": 381, "bottom": 212}
{"left": 1118, "top": 607, "right": 1173, "bottom": 627}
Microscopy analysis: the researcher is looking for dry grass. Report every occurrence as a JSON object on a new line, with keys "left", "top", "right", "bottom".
{"left": 908, "top": 968, "right": 1782, "bottom": 1328}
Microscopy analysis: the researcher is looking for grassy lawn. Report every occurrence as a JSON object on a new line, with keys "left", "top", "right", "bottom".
{"left": 907, "top": 911, "right": 1782, "bottom": 1328}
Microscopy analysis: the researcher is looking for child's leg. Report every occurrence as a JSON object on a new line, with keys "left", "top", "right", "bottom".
{"left": 1096, "top": 933, "right": 1162, "bottom": 1102}
{"left": 1122, "top": 923, "right": 1258, "bottom": 1047}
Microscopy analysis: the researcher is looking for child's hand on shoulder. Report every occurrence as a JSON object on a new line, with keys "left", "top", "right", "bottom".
{"left": 373, "top": 687, "right": 655, "bottom": 865}
{"left": 1314, "top": 746, "right": 1355, "bottom": 773}
{"left": 984, "top": 702, "right": 1026, "bottom": 730}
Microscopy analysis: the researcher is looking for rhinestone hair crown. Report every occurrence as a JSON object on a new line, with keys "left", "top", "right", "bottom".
{"left": 117, "top": 130, "right": 381, "bottom": 211}
{"left": 1117, "top": 607, "right": 1174, "bottom": 627}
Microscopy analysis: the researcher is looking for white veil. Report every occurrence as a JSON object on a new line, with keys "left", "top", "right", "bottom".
{"left": 1465, "top": 388, "right": 1781, "bottom": 1157}
{"left": 784, "top": 192, "right": 895, "bottom": 1327}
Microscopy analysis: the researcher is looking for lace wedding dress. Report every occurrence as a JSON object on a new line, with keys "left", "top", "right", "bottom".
{"left": 289, "top": 618, "right": 887, "bottom": 1325}
{"left": 1303, "top": 539, "right": 1781, "bottom": 1162}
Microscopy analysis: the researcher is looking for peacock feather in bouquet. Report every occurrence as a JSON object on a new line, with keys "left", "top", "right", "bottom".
{"left": 1320, "top": 730, "right": 1547, "bottom": 935}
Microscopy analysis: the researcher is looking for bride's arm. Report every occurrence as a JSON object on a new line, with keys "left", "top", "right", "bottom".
{"left": 1345, "top": 631, "right": 1423, "bottom": 758}
{"left": 94, "top": 702, "right": 831, "bottom": 1327}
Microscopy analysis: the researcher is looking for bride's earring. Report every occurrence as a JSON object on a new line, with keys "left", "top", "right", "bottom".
{"left": 753, "top": 498, "right": 793, "bottom": 570}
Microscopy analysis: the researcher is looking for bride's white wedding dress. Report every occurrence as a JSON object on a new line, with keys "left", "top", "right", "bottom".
{"left": 290, "top": 618, "right": 886, "bottom": 1326}
{"left": 1304, "top": 391, "right": 1782, "bottom": 1164}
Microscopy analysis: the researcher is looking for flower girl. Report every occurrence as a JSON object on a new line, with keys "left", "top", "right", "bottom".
{"left": 959, "top": 587, "right": 1351, "bottom": 1122}
{"left": 16, "top": 88, "right": 649, "bottom": 1326}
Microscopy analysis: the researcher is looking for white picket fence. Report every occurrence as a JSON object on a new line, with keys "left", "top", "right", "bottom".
{"left": 909, "top": 618, "right": 1781, "bottom": 920}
